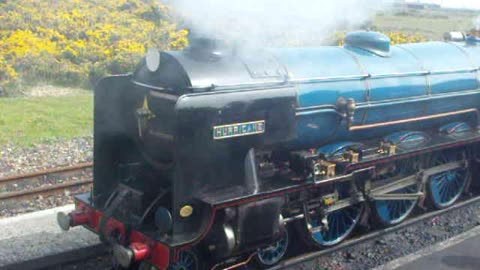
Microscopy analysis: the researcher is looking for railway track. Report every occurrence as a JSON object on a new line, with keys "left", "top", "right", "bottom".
{"left": 266, "top": 194, "right": 480, "bottom": 270}
{"left": 0, "top": 163, "right": 93, "bottom": 202}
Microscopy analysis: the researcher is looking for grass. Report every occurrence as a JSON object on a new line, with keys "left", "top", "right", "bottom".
{"left": 0, "top": 91, "right": 93, "bottom": 147}
{"left": 372, "top": 9, "right": 477, "bottom": 40}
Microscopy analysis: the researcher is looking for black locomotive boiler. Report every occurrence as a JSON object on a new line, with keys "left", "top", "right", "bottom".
{"left": 58, "top": 32, "right": 480, "bottom": 269}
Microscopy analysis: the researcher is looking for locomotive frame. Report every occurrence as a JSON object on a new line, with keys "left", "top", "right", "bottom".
{"left": 68, "top": 120, "right": 480, "bottom": 270}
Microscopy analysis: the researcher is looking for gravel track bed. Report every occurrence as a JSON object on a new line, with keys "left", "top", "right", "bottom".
{"left": 0, "top": 185, "right": 92, "bottom": 218}
{"left": 50, "top": 198, "right": 480, "bottom": 270}
{"left": 1, "top": 169, "right": 93, "bottom": 193}
{"left": 0, "top": 136, "right": 93, "bottom": 218}
{"left": 0, "top": 136, "right": 93, "bottom": 178}
{"left": 46, "top": 256, "right": 111, "bottom": 270}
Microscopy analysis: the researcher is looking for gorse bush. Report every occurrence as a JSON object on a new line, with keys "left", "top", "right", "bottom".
{"left": 0, "top": 0, "right": 188, "bottom": 93}
{"left": 384, "top": 31, "right": 428, "bottom": 45}
{"left": 336, "top": 31, "right": 427, "bottom": 46}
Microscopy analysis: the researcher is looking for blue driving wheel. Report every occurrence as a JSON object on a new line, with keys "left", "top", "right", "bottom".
{"left": 373, "top": 159, "right": 420, "bottom": 226}
{"left": 255, "top": 228, "right": 289, "bottom": 268}
{"left": 428, "top": 150, "right": 469, "bottom": 209}
{"left": 168, "top": 251, "right": 198, "bottom": 270}
{"left": 374, "top": 185, "right": 418, "bottom": 226}
{"left": 309, "top": 203, "right": 364, "bottom": 247}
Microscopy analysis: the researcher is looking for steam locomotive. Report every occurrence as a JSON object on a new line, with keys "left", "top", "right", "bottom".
{"left": 58, "top": 31, "right": 480, "bottom": 270}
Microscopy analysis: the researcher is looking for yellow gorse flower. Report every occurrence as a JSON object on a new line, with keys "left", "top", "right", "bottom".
{"left": 0, "top": 0, "right": 188, "bottom": 91}
{"left": 337, "top": 31, "right": 427, "bottom": 46}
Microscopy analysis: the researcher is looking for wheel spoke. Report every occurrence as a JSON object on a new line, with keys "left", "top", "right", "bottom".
{"left": 168, "top": 251, "right": 196, "bottom": 270}
{"left": 429, "top": 151, "right": 468, "bottom": 208}
{"left": 310, "top": 203, "right": 362, "bottom": 246}
{"left": 258, "top": 229, "right": 289, "bottom": 266}
{"left": 374, "top": 159, "right": 420, "bottom": 226}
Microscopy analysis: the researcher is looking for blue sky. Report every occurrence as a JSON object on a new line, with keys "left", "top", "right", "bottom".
{"left": 405, "top": 0, "right": 480, "bottom": 10}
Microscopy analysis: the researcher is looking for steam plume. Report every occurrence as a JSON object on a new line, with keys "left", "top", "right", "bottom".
{"left": 165, "top": 0, "right": 393, "bottom": 47}
{"left": 475, "top": 16, "right": 480, "bottom": 31}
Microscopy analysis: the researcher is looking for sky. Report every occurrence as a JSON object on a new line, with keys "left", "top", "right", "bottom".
{"left": 405, "top": 0, "right": 480, "bottom": 10}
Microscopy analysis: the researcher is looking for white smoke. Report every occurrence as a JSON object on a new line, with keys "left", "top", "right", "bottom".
{"left": 165, "top": 0, "right": 393, "bottom": 47}
{"left": 475, "top": 16, "right": 480, "bottom": 31}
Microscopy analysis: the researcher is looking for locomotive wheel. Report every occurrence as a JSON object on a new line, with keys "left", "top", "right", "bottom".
{"left": 168, "top": 250, "right": 199, "bottom": 270}
{"left": 307, "top": 203, "right": 364, "bottom": 247}
{"left": 372, "top": 158, "right": 421, "bottom": 226}
{"left": 138, "top": 262, "right": 158, "bottom": 270}
{"left": 254, "top": 228, "right": 289, "bottom": 268}
{"left": 427, "top": 150, "right": 470, "bottom": 209}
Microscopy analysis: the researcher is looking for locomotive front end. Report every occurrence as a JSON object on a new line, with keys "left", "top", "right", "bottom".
{"left": 56, "top": 50, "right": 192, "bottom": 269}
{"left": 57, "top": 39, "right": 298, "bottom": 269}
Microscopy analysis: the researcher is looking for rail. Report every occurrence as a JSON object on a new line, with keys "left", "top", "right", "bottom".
{"left": 265, "top": 195, "right": 480, "bottom": 270}
{"left": 0, "top": 163, "right": 93, "bottom": 202}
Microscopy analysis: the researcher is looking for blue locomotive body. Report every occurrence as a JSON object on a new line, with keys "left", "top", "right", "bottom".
{"left": 159, "top": 31, "right": 480, "bottom": 150}
{"left": 278, "top": 32, "right": 480, "bottom": 148}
